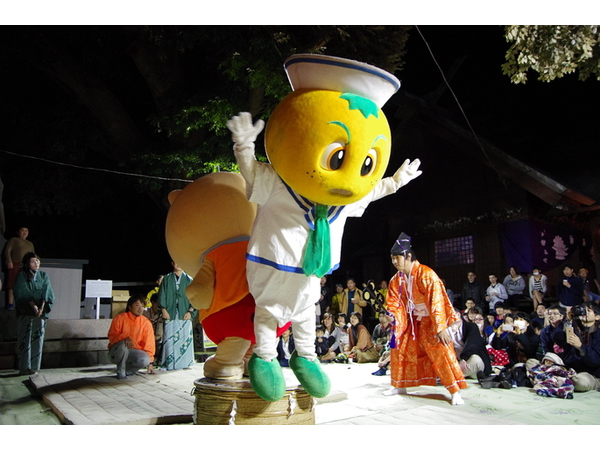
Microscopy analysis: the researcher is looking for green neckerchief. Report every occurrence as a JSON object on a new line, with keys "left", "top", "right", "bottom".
{"left": 302, "top": 203, "right": 331, "bottom": 278}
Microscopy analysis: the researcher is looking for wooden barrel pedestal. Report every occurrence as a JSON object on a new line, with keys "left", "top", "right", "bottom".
{"left": 193, "top": 377, "right": 315, "bottom": 425}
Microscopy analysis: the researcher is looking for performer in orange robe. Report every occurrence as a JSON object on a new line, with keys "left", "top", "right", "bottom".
{"left": 384, "top": 232, "right": 467, "bottom": 405}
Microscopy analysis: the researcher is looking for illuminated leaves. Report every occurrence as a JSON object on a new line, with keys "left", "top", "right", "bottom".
{"left": 502, "top": 25, "right": 600, "bottom": 84}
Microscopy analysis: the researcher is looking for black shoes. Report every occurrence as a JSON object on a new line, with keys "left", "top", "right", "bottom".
{"left": 478, "top": 371, "right": 513, "bottom": 389}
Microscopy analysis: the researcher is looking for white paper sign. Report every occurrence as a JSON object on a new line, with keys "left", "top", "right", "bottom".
{"left": 85, "top": 280, "right": 113, "bottom": 298}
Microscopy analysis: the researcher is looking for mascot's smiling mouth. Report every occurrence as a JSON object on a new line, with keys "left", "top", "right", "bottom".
{"left": 329, "top": 188, "right": 352, "bottom": 196}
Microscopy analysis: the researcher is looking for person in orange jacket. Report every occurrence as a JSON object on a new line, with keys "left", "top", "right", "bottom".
{"left": 108, "top": 294, "right": 156, "bottom": 379}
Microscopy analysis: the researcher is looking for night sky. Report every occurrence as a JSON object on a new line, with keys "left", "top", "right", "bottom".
{"left": 1, "top": 24, "right": 598, "bottom": 284}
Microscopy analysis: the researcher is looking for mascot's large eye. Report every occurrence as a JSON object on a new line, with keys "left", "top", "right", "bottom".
{"left": 360, "top": 149, "right": 378, "bottom": 177}
{"left": 320, "top": 142, "right": 345, "bottom": 171}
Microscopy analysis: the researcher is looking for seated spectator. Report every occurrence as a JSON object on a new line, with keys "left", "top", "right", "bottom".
{"left": 336, "top": 313, "right": 351, "bottom": 353}
{"left": 561, "top": 301, "right": 600, "bottom": 392}
{"left": 529, "top": 267, "right": 548, "bottom": 311}
{"left": 492, "top": 315, "right": 514, "bottom": 342}
{"left": 502, "top": 312, "right": 541, "bottom": 367}
{"left": 347, "top": 312, "right": 379, "bottom": 363}
{"left": 530, "top": 304, "right": 547, "bottom": 328}
{"left": 494, "top": 303, "right": 507, "bottom": 328}
{"left": 530, "top": 321, "right": 545, "bottom": 360}
{"left": 526, "top": 352, "right": 576, "bottom": 399}
{"left": 372, "top": 345, "right": 391, "bottom": 376}
{"left": 473, "top": 312, "right": 489, "bottom": 339}
{"left": 107, "top": 294, "right": 156, "bottom": 379}
{"left": 371, "top": 313, "right": 393, "bottom": 355}
{"left": 486, "top": 274, "right": 508, "bottom": 313}
{"left": 579, "top": 268, "right": 600, "bottom": 303}
{"left": 503, "top": 266, "right": 526, "bottom": 309}
{"left": 447, "top": 308, "right": 493, "bottom": 379}
{"left": 319, "top": 312, "right": 341, "bottom": 362}
{"left": 489, "top": 315, "right": 516, "bottom": 367}
{"left": 467, "top": 306, "right": 483, "bottom": 323}
{"left": 461, "top": 298, "right": 476, "bottom": 320}
{"left": 276, "top": 328, "right": 295, "bottom": 367}
{"left": 484, "top": 313, "right": 497, "bottom": 343}
{"left": 540, "top": 304, "right": 567, "bottom": 357}
{"left": 315, "top": 325, "right": 330, "bottom": 361}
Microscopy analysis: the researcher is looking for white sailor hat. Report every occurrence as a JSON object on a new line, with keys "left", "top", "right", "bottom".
{"left": 284, "top": 54, "right": 401, "bottom": 109}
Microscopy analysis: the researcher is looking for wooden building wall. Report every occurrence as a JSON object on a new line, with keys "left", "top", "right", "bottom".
{"left": 328, "top": 99, "right": 597, "bottom": 310}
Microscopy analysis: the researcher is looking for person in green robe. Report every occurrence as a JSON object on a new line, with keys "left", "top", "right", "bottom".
{"left": 157, "top": 261, "right": 197, "bottom": 370}
{"left": 13, "top": 252, "right": 55, "bottom": 375}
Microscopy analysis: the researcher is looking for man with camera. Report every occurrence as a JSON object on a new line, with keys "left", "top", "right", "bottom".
{"left": 561, "top": 301, "right": 600, "bottom": 392}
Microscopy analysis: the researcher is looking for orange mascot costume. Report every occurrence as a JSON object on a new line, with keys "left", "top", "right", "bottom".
{"left": 165, "top": 172, "right": 278, "bottom": 379}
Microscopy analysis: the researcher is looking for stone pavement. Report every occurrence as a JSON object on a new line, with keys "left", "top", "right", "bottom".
{"left": 2, "top": 360, "right": 600, "bottom": 426}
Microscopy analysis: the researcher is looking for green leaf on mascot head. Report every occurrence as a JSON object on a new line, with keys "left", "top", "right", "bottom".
{"left": 340, "top": 93, "right": 379, "bottom": 119}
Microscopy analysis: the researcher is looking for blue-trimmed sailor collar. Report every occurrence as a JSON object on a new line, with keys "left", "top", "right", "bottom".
{"left": 281, "top": 179, "right": 345, "bottom": 231}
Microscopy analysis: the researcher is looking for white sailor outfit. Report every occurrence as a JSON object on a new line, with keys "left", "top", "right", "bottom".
{"left": 247, "top": 161, "right": 401, "bottom": 360}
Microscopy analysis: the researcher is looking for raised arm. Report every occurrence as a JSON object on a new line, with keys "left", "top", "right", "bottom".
{"left": 391, "top": 158, "right": 422, "bottom": 189}
{"left": 371, "top": 158, "right": 422, "bottom": 201}
{"left": 226, "top": 112, "right": 265, "bottom": 192}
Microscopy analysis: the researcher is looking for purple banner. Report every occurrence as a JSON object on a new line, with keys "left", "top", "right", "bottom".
{"left": 499, "top": 219, "right": 592, "bottom": 273}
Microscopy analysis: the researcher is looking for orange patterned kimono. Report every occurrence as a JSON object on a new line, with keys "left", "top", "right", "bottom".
{"left": 387, "top": 261, "right": 467, "bottom": 394}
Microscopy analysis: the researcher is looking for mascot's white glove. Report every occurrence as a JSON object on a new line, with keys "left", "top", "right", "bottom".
{"left": 392, "top": 158, "right": 422, "bottom": 190}
{"left": 226, "top": 112, "right": 265, "bottom": 154}
{"left": 226, "top": 112, "right": 265, "bottom": 192}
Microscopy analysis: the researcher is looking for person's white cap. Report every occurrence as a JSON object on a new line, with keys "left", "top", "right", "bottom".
{"left": 284, "top": 54, "right": 401, "bottom": 108}
{"left": 542, "top": 352, "right": 564, "bottom": 365}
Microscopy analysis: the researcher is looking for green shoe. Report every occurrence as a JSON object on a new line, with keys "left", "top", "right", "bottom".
{"left": 289, "top": 350, "right": 331, "bottom": 398}
{"left": 248, "top": 353, "right": 286, "bottom": 402}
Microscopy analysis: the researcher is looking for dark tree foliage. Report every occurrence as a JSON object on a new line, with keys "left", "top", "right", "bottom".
{"left": 0, "top": 25, "right": 412, "bottom": 214}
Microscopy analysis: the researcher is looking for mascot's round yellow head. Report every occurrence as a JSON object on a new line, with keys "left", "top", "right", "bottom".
{"left": 264, "top": 54, "right": 400, "bottom": 206}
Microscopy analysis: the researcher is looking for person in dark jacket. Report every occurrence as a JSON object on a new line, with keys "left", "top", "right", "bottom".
{"left": 461, "top": 271, "right": 487, "bottom": 313}
{"left": 540, "top": 304, "right": 567, "bottom": 356}
{"left": 503, "top": 312, "right": 540, "bottom": 367}
{"left": 314, "top": 325, "right": 330, "bottom": 359}
{"left": 562, "top": 302, "right": 600, "bottom": 390}
{"left": 557, "top": 263, "right": 584, "bottom": 310}
{"left": 448, "top": 308, "right": 493, "bottom": 378}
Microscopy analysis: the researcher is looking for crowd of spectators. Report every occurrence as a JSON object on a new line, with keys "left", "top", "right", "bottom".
{"left": 313, "top": 264, "right": 600, "bottom": 398}
{"left": 456, "top": 264, "right": 600, "bottom": 395}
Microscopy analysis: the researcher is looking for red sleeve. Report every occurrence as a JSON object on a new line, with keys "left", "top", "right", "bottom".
{"left": 387, "top": 273, "right": 407, "bottom": 338}
{"left": 419, "top": 266, "right": 453, "bottom": 334}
